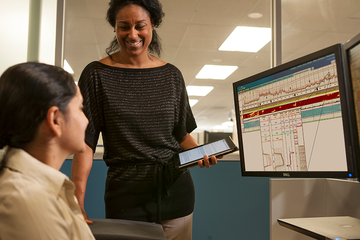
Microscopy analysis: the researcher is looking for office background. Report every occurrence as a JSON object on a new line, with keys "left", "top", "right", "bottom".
{"left": 2, "top": 0, "right": 360, "bottom": 239}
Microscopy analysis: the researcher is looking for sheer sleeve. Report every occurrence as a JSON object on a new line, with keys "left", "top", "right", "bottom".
{"left": 78, "top": 62, "right": 102, "bottom": 151}
{"left": 172, "top": 69, "right": 197, "bottom": 142}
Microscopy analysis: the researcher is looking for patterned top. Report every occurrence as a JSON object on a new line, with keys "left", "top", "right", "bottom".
{"left": 79, "top": 62, "right": 196, "bottom": 165}
{"left": 78, "top": 62, "right": 197, "bottom": 221}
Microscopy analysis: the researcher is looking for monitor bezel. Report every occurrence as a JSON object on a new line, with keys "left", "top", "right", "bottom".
{"left": 342, "top": 33, "right": 360, "bottom": 180}
{"left": 233, "top": 43, "right": 357, "bottom": 178}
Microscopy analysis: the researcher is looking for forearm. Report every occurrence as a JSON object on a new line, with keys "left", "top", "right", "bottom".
{"left": 71, "top": 144, "right": 93, "bottom": 207}
{"left": 179, "top": 133, "right": 198, "bottom": 150}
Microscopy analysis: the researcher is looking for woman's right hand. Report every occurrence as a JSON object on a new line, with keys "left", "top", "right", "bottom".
{"left": 81, "top": 207, "right": 93, "bottom": 224}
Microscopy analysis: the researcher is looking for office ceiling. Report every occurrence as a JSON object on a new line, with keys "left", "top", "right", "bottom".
{"left": 64, "top": 0, "right": 360, "bottom": 132}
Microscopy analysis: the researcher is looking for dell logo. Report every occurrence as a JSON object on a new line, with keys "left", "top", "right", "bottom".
{"left": 283, "top": 173, "right": 290, "bottom": 177}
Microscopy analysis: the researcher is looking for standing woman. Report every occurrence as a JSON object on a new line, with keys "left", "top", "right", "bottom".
{"left": 71, "top": 0, "right": 217, "bottom": 239}
{"left": 0, "top": 62, "right": 94, "bottom": 240}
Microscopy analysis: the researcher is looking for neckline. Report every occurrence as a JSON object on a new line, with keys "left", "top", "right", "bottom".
{"left": 95, "top": 60, "right": 169, "bottom": 71}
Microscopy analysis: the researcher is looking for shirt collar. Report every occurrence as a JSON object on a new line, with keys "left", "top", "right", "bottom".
{"left": 4, "top": 147, "right": 72, "bottom": 195}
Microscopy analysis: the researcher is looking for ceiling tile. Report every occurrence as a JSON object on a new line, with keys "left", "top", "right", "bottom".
{"left": 161, "top": 0, "right": 200, "bottom": 23}
{"left": 157, "top": 23, "right": 189, "bottom": 47}
{"left": 193, "top": 0, "right": 258, "bottom": 26}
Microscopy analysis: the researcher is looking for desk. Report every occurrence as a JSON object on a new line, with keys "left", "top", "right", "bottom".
{"left": 89, "top": 218, "right": 166, "bottom": 240}
{"left": 278, "top": 216, "right": 360, "bottom": 240}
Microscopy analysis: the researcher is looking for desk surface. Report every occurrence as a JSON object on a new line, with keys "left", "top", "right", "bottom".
{"left": 278, "top": 216, "right": 360, "bottom": 240}
{"left": 89, "top": 218, "right": 166, "bottom": 240}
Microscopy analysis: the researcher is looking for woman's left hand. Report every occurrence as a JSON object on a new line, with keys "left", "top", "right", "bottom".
{"left": 179, "top": 133, "right": 223, "bottom": 168}
{"left": 197, "top": 155, "right": 222, "bottom": 168}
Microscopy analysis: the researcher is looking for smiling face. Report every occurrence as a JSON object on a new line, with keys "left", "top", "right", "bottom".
{"left": 115, "top": 4, "right": 153, "bottom": 59}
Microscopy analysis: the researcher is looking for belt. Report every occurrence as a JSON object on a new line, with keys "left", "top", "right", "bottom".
{"left": 154, "top": 157, "right": 173, "bottom": 223}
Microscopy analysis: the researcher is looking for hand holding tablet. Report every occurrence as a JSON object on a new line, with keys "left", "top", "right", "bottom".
{"left": 177, "top": 136, "right": 238, "bottom": 168}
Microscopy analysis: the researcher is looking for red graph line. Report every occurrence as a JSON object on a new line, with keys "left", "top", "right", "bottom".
{"left": 243, "top": 91, "right": 339, "bottom": 119}
{"left": 274, "top": 152, "right": 285, "bottom": 168}
{"left": 263, "top": 153, "right": 272, "bottom": 169}
{"left": 243, "top": 73, "right": 336, "bottom": 105}
{"left": 287, "top": 151, "right": 294, "bottom": 168}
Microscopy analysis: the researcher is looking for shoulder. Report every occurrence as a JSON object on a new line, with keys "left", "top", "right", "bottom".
{"left": 0, "top": 185, "right": 70, "bottom": 239}
{"left": 82, "top": 61, "right": 106, "bottom": 74}
{"left": 0, "top": 178, "right": 61, "bottom": 222}
{"left": 79, "top": 61, "right": 110, "bottom": 87}
{"left": 148, "top": 55, "right": 166, "bottom": 67}
{"left": 155, "top": 62, "right": 183, "bottom": 78}
{"left": 164, "top": 63, "right": 182, "bottom": 73}
{"left": 99, "top": 55, "right": 113, "bottom": 66}
{"left": 0, "top": 177, "right": 55, "bottom": 207}
{"left": 163, "top": 64, "right": 185, "bottom": 85}
{"left": 0, "top": 178, "right": 68, "bottom": 219}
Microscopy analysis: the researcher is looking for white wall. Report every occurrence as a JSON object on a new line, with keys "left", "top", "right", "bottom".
{"left": 0, "top": 0, "right": 58, "bottom": 75}
{"left": 0, "top": 0, "right": 30, "bottom": 74}
{"left": 0, "top": 0, "right": 57, "bottom": 157}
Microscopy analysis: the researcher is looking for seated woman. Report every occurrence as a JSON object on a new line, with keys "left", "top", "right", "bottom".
{"left": 0, "top": 62, "right": 94, "bottom": 240}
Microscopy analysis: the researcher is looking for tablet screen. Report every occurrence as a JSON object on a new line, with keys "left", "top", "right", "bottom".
{"left": 179, "top": 139, "right": 230, "bottom": 165}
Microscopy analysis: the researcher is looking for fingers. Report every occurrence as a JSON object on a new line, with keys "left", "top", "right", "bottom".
{"left": 81, "top": 208, "right": 93, "bottom": 225}
{"left": 197, "top": 159, "right": 204, "bottom": 168}
{"left": 198, "top": 155, "right": 218, "bottom": 168}
{"left": 209, "top": 155, "right": 217, "bottom": 165}
{"left": 86, "top": 219, "right": 93, "bottom": 225}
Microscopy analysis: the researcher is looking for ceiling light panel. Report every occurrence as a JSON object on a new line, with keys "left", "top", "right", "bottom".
{"left": 248, "top": 13, "right": 263, "bottom": 19}
{"left": 195, "top": 65, "right": 238, "bottom": 80}
{"left": 186, "top": 86, "right": 214, "bottom": 96}
{"left": 219, "top": 26, "right": 271, "bottom": 53}
{"left": 189, "top": 99, "right": 199, "bottom": 107}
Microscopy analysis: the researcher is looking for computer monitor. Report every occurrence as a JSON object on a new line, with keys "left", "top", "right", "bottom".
{"left": 233, "top": 44, "right": 357, "bottom": 178}
{"left": 343, "top": 32, "right": 360, "bottom": 180}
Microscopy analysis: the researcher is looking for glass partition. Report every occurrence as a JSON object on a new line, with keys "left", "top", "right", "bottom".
{"left": 282, "top": 0, "right": 360, "bottom": 63}
{"left": 63, "top": 0, "right": 271, "bottom": 133}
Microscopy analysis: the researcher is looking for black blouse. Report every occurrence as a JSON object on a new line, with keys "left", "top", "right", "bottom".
{"left": 79, "top": 61, "right": 196, "bottom": 164}
{"left": 78, "top": 61, "right": 197, "bottom": 222}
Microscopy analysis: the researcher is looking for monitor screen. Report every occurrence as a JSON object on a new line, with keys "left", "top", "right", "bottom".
{"left": 233, "top": 44, "right": 357, "bottom": 178}
{"left": 343, "top": 32, "right": 360, "bottom": 180}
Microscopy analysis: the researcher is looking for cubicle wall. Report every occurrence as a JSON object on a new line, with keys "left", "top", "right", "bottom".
{"left": 61, "top": 160, "right": 270, "bottom": 240}
{"left": 270, "top": 178, "right": 360, "bottom": 240}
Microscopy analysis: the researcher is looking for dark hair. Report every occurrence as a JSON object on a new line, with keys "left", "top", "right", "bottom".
{"left": 105, "top": 0, "right": 165, "bottom": 57}
{"left": 0, "top": 62, "right": 77, "bottom": 171}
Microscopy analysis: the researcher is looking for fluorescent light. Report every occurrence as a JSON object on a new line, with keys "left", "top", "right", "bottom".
{"left": 212, "top": 125, "right": 227, "bottom": 130}
{"left": 248, "top": 13, "right": 263, "bottom": 19}
{"left": 196, "top": 65, "right": 238, "bottom": 80}
{"left": 186, "top": 86, "right": 214, "bottom": 96}
{"left": 219, "top": 26, "right": 271, "bottom": 52}
{"left": 64, "top": 59, "right": 74, "bottom": 74}
{"left": 189, "top": 99, "right": 198, "bottom": 107}
{"left": 222, "top": 121, "right": 234, "bottom": 127}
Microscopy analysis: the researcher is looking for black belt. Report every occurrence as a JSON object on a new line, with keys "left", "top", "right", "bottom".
{"left": 153, "top": 157, "right": 173, "bottom": 223}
